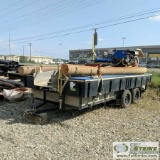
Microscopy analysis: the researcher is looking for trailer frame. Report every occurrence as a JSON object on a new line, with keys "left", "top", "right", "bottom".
{"left": 23, "top": 71, "right": 152, "bottom": 117}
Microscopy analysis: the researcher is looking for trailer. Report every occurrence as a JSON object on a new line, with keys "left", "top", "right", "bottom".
{"left": 23, "top": 30, "right": 152, "bottom": 123}
{"left": 23, "top": 67, "right": 152, "bottom": 123}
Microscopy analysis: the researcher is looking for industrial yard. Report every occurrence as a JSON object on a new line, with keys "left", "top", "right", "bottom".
{"left": 0, "top": 0, "right": 160, "bottom": 159}
{"left": 0, "top": 32, "right": 159, "bottom": 160}
{"left": 0, "top": 87, "right": 159, "bottom": 159}
{"left": 0, "top": 61, "right": 158, "bottom": 159}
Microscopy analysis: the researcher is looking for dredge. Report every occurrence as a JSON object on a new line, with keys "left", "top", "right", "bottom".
{"left": 22, "top": 31, "right": 152, "bottom": 123}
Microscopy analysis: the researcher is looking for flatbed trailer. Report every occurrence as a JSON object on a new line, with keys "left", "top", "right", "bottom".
{"left": 24, "top": 71, "right": 152, "bottom": 117}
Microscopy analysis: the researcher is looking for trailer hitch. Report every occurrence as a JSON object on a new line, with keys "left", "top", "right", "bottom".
{"left": 24, "top": 94, "right": 59, "bottom": 124}
{"left": 24, "top": 104, "right": 59, "bottom": 124}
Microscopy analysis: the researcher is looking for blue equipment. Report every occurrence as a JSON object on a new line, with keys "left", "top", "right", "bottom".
{"left": 90, "top": 30, "right": 141, "bottom": 67}
{"left": 94, "top": 49, "right": 138, "bottom": 67}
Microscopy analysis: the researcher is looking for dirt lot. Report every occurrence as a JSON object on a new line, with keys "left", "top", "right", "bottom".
{"left": 148, "top": 68, "right": 160, "bottom": 73}
{"left": 0, "top": 88, "right": 159, "bottom": 159}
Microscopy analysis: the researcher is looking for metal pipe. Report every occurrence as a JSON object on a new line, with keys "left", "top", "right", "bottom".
{"left": 18, "top": 65, "right": 59, "bottom": 76}
{"left": 0, "top": 93, "right": 4, "bottom": 102}
{"left": 0, "top": 60, "right": 18, "bottom": 64}
{"left": 61, "top": 64, "right": 147, "bottom": 76}
{"left": 0, "top": 80, "right": 15, "bottom": 88}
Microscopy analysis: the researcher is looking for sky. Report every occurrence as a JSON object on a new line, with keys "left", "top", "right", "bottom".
{"left": 0, "top": 0, "right": 160, "bottom": 59}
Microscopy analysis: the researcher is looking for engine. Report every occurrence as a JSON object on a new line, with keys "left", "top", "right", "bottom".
{"left": 94, "top": 49, "right": 139, "bottom": 67}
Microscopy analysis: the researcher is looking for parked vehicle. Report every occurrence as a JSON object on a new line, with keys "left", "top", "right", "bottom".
{"left": 22, "top": 30, "right": 151, "bottom": 123}
{"left": 146, "top": 63, "right": 160, "bottom": 68}
{"left": 139, "top": 63, "right": 146, "bottom": 67}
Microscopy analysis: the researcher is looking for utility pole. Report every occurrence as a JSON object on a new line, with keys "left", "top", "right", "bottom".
{"left": 146, "top": 53, "right": 148, "bottom": 65}
{"left": 59, "top": 43, "right": 62, "bottom": 61}
{"left": 9, "top": 29, "right": 12, "bottom": 60}
{"left": 29, "top": 43, "right": 32, "bottom": 62}
{"left": 122, "top": 37, "right": 126, "bottom": 54}
{"left": 122, "top": 37, "right": 126, "bottom": 49}
{"left": 23, "top": 45, "right": 24, "bottom": 56}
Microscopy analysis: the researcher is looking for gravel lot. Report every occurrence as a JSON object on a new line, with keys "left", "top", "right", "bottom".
{"left": 147, "top": 68, "right": 160, "bottom": 73}
{"left": 0, "top": 88, "right": 159, "bottom": 159}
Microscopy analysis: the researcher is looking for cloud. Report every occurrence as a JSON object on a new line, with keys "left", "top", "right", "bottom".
{"left": 149, "top": 14, "right": 160, "bottom": 22}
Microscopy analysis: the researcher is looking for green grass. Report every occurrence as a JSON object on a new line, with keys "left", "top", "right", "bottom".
{"left": 150, "top": 72, "right": 160, "bottom": 88}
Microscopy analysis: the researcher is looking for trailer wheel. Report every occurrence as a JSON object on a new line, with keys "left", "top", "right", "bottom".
{"left": 132, "top": 88, "right": 140, "bottom": 104}
{"left": 121, "top": 90, "right": 132, "bottom": 108}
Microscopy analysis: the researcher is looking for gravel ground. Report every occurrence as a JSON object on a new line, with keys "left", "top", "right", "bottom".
{"left": 147, "top": 68, "right": 160, "bottom": 73}
{"left": 0, "top": 88, "right": 159, "bottom": 160}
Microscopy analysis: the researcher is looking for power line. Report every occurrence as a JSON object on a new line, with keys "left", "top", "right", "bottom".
{"left": 2, "top": 0, "right": 158, "bottom": 32}
{"left": 0, "top": 0, "right": 40, "bottom": 19}
{"left": 20, "top": 7, "right": 159, "bottom": 31}
{"left": 0, "top": 9, "right": 160, "bottom": 44}
{"left": 0, "top": 13, "right": 158, "bottom": 46}
{"left": 97, "top": 14, "right": 160, "bottom": 29}
{"left": 0, "top": 0, "right": 91, "bottom": 28}
{"left": 0, "top": 0, "right": 70, "bottom": 25}
{"left": 0, "top": 0, "right": 24, "bottom": 12}
{"left": 1, "top": 0, "right": 158, "bottom": 36}
{"left": 13, "top": 0, "right": 89, "bottom": 25}
{"left": 1, "top": 11, "right": 160, "bottom": 46}
{"left": 14, "top": 10, "right": 160, "bottom": 40}
{"left": 0, "top": 0, "right": 104, "bottom": 31}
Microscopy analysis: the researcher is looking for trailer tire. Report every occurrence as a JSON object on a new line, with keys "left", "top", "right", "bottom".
{"left": 121, "top": 90, "right": 132, "bottom": 108}
{"left": 132, "top": 88, "right": 140, "bottom": 104}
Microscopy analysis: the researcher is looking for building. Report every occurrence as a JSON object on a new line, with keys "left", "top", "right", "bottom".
{"left": 0, "top": 55, "right": 54, "bottom": 64}
{"left": 69, "top": 45, "right": 160, "bottom": 63}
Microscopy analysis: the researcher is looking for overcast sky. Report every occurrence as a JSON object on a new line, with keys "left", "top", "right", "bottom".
{"left": 0, "top": 0, "right": 160, "bottom": 59}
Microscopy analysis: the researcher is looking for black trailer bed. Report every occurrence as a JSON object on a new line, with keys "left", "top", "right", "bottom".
{"left": 24, "top": 73, "right": 152, "bottom": 122}
{"left": 64, "top": 73, "right": 152, "bottom": 99}
{"left": 24, "top": 72, "right": 152, "bottom": 110}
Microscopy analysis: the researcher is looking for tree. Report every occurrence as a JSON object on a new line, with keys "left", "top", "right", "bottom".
{"left": 19, "top": 56, "right": 28, "bottom": 63}
{"left": 28, "top": 59, "right": 35, "bottom": 63}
